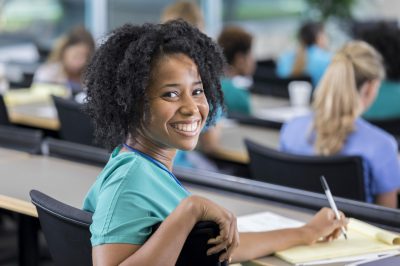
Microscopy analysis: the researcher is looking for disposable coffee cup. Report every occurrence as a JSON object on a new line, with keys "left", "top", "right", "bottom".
{"left": 288, "top": 81, "right": 312, "bottom": 107}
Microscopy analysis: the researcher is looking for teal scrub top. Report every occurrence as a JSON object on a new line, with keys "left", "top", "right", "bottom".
{"left": 83, "top": 146, "right": 189, "bottom": 246}
{"left": 276, "top": 45, "right": 332, "bottom": 86}
{"left": 363, "top": 80, "right": 400, "bottom": 120}
{"left": 221, "top": 78, "right": 251, "bottom": 115}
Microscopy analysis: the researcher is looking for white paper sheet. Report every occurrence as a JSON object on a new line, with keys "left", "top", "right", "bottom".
{"left": 237, "top": 211, "right": 304, "bottom": 232}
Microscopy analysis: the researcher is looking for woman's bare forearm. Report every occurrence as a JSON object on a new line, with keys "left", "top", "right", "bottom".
{"left": 231, "top": 228, "right": 307, "bottom": 263}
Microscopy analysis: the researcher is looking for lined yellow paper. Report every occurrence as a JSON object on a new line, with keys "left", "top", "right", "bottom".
{"left": 276, "top": 218, "right": 400, "bottom": 264}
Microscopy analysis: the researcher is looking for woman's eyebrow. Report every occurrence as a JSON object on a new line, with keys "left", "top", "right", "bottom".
{"left": 159, "top": 80, "right": 202, "bottom": 90}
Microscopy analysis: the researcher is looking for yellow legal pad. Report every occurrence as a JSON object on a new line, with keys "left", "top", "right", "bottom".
{"left": 275, "top": 218, "right": 400, "bottom": 264}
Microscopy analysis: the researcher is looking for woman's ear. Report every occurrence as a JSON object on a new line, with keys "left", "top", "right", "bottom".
{"left": 359, "top": 79, "right": 381, "bottom": 110}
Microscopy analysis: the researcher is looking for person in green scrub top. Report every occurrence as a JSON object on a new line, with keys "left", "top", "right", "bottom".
{"left": 82, "top": 20, "right": 347, "bottom": 265}
{"left": 361, "top": 22, "right": 400, "bottom": 120}
{"left": 217, "top": 26, "right": 255, "bottom": 115}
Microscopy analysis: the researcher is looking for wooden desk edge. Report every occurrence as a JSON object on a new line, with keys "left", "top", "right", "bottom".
{"left": 211, "top": 147, "right": 249, "bottom": 164}
{"left": 8, "top": 112, "right": 60, "bottom": 131}
{"left": 0, "top": 194, "right": 38, "bottom": 217}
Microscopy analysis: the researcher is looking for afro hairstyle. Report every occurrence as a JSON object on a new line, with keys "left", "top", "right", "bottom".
{"left": 84, "top": 20, "right": 225, "bottom": 150}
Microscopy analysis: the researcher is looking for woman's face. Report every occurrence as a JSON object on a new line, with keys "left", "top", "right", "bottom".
{"left": 62, "top": 43, "right": 91, "bottom": 75}
{"left": 141, "top": 53, "right": 209, "bottom": 151}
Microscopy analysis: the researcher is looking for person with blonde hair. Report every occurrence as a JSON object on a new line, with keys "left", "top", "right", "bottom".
{"left": 161, "top": 0, "right": 204, "bottom": 31}
{"left": 277, "top": 21, "right": 331, "bottom": 86}
{"left": 33, "top": 26, "right": 95, "bottom": 95}
{"left": 280, "top": 41, "right": 400, "bottom": 208}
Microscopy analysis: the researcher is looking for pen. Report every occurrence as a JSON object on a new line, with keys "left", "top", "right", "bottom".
{"left": 320, "top": 176, "right": 348, "bottom": 240}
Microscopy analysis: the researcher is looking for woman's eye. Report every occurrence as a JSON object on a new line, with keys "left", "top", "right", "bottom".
{"left": 193, "top": 88, "right": 204, "bottom": 96}
{"left": 163, "top": 91, "right": 179, "bottom": 98}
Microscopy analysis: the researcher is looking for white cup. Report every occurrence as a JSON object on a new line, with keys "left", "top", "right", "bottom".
{"left": 288, "top": 81, "right": 312, "bottom": 107}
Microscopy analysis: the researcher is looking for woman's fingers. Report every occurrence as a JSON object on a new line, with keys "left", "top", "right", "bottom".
{"left": 220, "top": 221, "right": 239, "bottom": 262}
{"left": 207, "top": 241, "right": 228, "bottom": 256}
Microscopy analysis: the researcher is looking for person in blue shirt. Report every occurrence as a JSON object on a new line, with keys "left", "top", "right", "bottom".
{"left": 280, "top": 41, "right": 400, "bottom": 208}
{"left": 276, "top": 21, "right": 332, "bottom": 86}
{"left": 82, "top": 20, "right": 347, "bottom": 265}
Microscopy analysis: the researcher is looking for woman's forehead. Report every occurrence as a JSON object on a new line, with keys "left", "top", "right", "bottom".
{"left": 149, "top": 54, "right": 201, "bottom": 85}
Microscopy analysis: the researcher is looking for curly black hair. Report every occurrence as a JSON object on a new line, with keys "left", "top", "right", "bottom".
{"left": 84, "top": 20, "right": 225, "bottom": 150}
{"left": 359, "top": 22, "right": 400, "bottom": 81}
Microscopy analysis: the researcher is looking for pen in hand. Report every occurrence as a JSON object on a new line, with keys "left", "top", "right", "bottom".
{"left": 320, "top": 176, "right": 348, "bottom": 240}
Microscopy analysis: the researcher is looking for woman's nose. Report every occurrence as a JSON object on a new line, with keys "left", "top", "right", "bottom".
{"left": 179, "top": 94, "right": 198, "bottom": 115}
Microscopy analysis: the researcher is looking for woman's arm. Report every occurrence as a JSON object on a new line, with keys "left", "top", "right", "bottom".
{"left": 229, "top": 208, "right": 347, "bottom": 263}
{"left": 375, "top": 190, "right": 398, "bottom": 208}
{"left": 92, "top": 195, "right": 239, "bottom": 266}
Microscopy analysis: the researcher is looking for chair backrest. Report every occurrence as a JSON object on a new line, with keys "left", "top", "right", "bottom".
{"left": 367, "top": 117, "right": 400, "bottom": 137}
{"left": 30, "top": 190, "right": 93, "bottom": 266}
{"left": 0, "top": 125, "right": 42, "bottom": 154}
{"left": 228, "top": 112, "right": 282, "bottom": 130}
{"left": 251, "top": 75, "right": 312, "bottom": 98}
{"left": 52, "top": 95, "right": 95, "bottom": 146}
{"left": 0, "top": 94, "right": 10, "bottom": 125}
{"left": 30, "top": 190, "right": 227, "bottom": 266}
{"left": 245, "top": 139, "right": 366, "bottom": 201}
{"left": 45, "top": 137, "right": 109, "bottom": 166}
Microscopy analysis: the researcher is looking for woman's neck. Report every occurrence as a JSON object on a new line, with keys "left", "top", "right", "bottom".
{"left": 125, "top": 135, "right": 176, "bottom": 171}
{"left": 225, "top": 65, "right": 241, "bottom": 78}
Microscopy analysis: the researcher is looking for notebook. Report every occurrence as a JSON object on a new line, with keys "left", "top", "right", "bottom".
{"left": 275, "top": 218, "right": 400, "bottom": 264}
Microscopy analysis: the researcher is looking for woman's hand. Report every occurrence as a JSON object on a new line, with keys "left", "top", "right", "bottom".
{"left": 184, "top": 195, "right": 240, "bottom": 262}
{"left": 301, "top": 207, "right": 348, "bottom": 245}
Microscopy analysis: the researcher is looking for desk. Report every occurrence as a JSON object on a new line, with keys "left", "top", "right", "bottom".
{"left": 217, "top": 120, "right": 280, "bottom": 163}
{"left": 0, "top": 149, "right": 319, "bottom": 266}
{"left": 7, "top": 101, "right": 59, "bottom": 130}
{"left": 2, "top": 149, "right": 400, "bottom": 266}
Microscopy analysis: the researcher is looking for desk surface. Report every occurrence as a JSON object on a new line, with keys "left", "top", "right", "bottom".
{"left": 2, "top": 148, "right": 399, "bottom": 266}
{"left": 7, "top": 101, "right": 60, "bottom": 130}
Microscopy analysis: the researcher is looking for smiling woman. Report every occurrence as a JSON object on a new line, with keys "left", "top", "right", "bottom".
{"left": 82, "top": 20, "right": 347, "bottom": 266}
{"left": 142, "top": 53, "right": 209, "bottom": 154}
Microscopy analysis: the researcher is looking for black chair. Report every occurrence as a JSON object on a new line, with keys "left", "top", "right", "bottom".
{"left": 253, "top": 58, "right": 277, "bottom": 79}
{"left": 0, "top": 124, "right": 42, "bottom": 154}
{"left": 367, "top": 117, "right": 400, "bottom": 137}
{"left": 30, "top": 190, "right": 227, "bottom": 266}
{"left": 52, "top": 95, "right": 96, "bottom": 147}
{"left": 245, "top": 139, "right": 366, "bottom": 201}
{"left": 45, "top": 137, "right": 109, "bottom": 166}
{"left": 0, "top": 94, "right": 10, "bottom": 125}
{"left": 228, "top": 112, "right": 283, "bottom": 130}
{"left": 251, "top": 75, "right": 312, "bottom": 98}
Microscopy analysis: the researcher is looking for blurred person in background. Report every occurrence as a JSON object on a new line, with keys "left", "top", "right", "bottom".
{"left": 276, "top": 21, "right": 331, "bottom": 86}
{"left": 161, "top": 0, "right": 204, "bottom": 31}
{"left": 280, "top": 41, "right": 400, "bottom": 208}
{"left": 33, "top": 26, "right": 95, "bottom": 96}
{"left": 217, "top": 25, "right": 255, "bottom": 116}
{"left": 360, "top": 22, "right": 400, "bottom": 120}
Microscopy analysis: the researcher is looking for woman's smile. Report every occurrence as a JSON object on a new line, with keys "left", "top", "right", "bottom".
{"left": 169, "top": 119, "right": 201, "bottom": 137}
